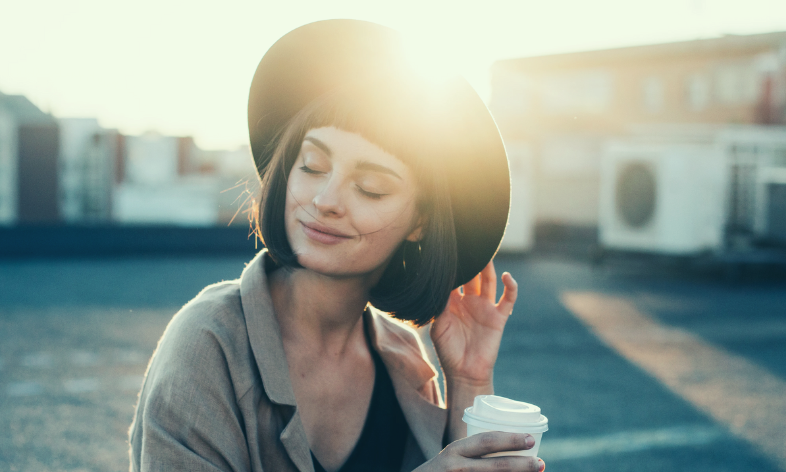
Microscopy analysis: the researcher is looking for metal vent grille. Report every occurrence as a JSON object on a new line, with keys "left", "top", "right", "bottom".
{"left": 615, "top": 162, "right": 656, "bottom": 229}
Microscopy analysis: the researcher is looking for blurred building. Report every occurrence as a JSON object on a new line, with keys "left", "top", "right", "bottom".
{"left": 491, "top": 30, "right": 786, "bottom": 233}
{"left": 498, "top": 142, "right": 535, "bottom": 252}
{"left": 0, "top": 92, "right": 60, "bottom": 225}
{"left": 59, "top": 118, "right": 101, "bottom": 221}
{"left": 113, "top": 132, "right": 220, "bottom": 226}
{"left": 57, "top": 118, "right": 124, "bottom": 223}
{"left": 0, "top": 107, "right": 16, "bottom": 224}
{"left": 196, "top": 145, "right": 259, "bottom": 226}
{"left": 1, "top": 91, "right": 258, "bottom": 229}
{"left": 84, "top": 129, "right": 124, "bottom": 221}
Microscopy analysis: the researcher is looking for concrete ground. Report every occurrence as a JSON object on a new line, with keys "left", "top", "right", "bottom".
{"left": 0, "top": 253, "right": 784, "bottom": 471}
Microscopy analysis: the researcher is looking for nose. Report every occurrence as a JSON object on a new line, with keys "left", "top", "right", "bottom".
{"left": 312, "top": 177, "right": 345, "bottom": 217}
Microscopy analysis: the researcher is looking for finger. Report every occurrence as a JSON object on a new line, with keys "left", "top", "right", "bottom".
{"left": 432, "top": 288, "right": 462, "bottom": 334}
{"left": 497, "top": 272, "right": 518, "bottom": 315}
{"left": 450, "top": 431, "right": 534, "bottom": 458}
{"left": 435, "top": 289, "right": 460, "bottom": 320}
{"left": 479, "top": 261, "right": 497, "bottom": 301}
{"left": 457, "top": 455, "right": 543, "bottom": 472}
{"left": 462, "top": 271, "right": 482, "bottom": 296}
{"left": 447, "top": 287, "right": 463, "bottom": 309}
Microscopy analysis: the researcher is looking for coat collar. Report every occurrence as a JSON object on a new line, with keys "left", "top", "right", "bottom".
{"left": 239, "top": 249, "right": 446, "bottom": 469}
{"left": 365, "top": 305, "right": 447, "bottom": 459}
{"left": 240, "top": 249, "right": 297, "bottom": 406}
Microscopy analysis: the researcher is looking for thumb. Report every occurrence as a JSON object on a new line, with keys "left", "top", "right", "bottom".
{"left": 431, "top": 289, "right": 460, "bottom": 339}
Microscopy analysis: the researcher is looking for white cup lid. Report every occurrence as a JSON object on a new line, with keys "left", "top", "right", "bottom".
{"left": 463, "top": 395, "right": 548, "bottom": 433}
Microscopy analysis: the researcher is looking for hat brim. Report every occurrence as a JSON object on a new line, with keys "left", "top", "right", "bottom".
{"left": 248, "top": 19, "right": 510, "bottom": 288}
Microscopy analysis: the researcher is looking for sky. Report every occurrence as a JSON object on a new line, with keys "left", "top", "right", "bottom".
{"left": 2, "top": 0, "right": 786, "bottom": 150}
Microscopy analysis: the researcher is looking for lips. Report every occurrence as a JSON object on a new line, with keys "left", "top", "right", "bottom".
{"left": 300, "top": 221, "right": 353, "bottom": 245}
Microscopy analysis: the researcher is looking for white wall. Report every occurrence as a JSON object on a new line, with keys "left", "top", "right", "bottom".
{"left": 0, "top": 109, "right": 17, "bottom": 224}
{"left": 216, "top": 145, "right": 255, "bottom": 180}
{"left": 499, "top": 141, "right": 535, "bottom": 252}
{"left": 125, "top": 133, "right": 178, "bottom": 185}
{"left": 113, "top": 176, "right": 219, "bottom": 226}
{"left": 58, "top": 117, "right": 101, "bottom": 222}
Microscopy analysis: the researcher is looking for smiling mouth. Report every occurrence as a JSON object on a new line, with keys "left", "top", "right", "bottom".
{"left": 300, "top": 221, "right": 353, "bottom": 241}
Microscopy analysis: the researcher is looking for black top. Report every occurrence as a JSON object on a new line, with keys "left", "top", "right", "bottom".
{"left": 311, "top": 348, "right": 410, "bottom": 472}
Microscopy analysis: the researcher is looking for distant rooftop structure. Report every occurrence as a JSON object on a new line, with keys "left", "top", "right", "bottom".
{"left": 494, "top": 30, "right": 786, "bottom": 70}
{"left": 490, "top": 29, "right": 786, "bottom": 230}
{"left": 0, "top": 90, "right": 60, "bottom": 224}
{"left": 0, "top": 91, "right": 55, "bottom": 125}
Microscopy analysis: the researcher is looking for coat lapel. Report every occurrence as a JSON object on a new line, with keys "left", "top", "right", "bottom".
{"left": 366, "top": 309, "right": 448, "bottom": 461}
{"left": 240, "top": 251, "right": 314, "bottom": 472}
{"left": 390, "top": 375, "right": 448, "bottom": 460}
{"left": 239, "top": 250, "right": 447, "bottom": 471}
{"left": 278, "top": 409, "right": 314, "bottom": 472}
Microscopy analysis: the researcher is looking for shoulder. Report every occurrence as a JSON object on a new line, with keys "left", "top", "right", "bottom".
{"left": 163, "top": 280, "right": 245, "bottom": 348}
{"left": 143, "top": 279, "right": 257, "bottom": 400}
{"left": 130, "top": 280, "right": 253, "bottom": 470}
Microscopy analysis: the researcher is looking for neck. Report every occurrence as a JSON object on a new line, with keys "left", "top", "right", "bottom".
{"left": 269, "top": 267, "right": 375, "bottom": 355}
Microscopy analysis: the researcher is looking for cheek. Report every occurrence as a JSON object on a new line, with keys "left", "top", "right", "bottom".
{"left": 354, "top": 200, "right": 416, "bottom": 238}
{"left": 285, "top": 173, "right": 313, "bottom": 211}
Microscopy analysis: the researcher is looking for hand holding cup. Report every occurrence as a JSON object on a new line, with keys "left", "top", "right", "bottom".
{"left": 413, "top": 431, "right": 545, "bottom": 472}
{"left": 463, "top": 395, "right": 548, "bottom": 457}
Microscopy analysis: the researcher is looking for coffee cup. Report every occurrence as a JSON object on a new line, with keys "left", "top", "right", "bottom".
{"left": 462, "top": 395, "right": 548, "bottom": 457}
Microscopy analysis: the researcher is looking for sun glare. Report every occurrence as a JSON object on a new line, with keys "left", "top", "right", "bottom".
{"left": 400, "top": 35, "right": 461, "bottom": 86}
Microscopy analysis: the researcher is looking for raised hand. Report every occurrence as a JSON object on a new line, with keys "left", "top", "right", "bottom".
{"left": 430, "top": 261, "right": 518, "bottom": 387}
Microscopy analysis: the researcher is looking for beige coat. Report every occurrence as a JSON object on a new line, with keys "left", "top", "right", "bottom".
{"left": 129, "top": 250, "right": 448, "bottom": 472}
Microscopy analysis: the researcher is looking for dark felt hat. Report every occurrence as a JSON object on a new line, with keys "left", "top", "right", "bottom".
{"left": 248, "top": 19, "right": 510, "bottom": 287}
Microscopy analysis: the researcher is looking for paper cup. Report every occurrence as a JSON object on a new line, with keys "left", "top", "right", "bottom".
{"left": 462, "top": 395, "right": 548, "bottom": 457}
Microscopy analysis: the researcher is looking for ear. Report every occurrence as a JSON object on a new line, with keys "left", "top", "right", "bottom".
{"left": 405, "top": 216, "right": 423, "bottom": 242}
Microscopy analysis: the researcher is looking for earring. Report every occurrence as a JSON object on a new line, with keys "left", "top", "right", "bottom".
{"left": 402, "top": 240, "right": 421, "bottom": 276}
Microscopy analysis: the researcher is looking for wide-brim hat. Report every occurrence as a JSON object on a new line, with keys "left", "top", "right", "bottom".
{"left": 248, "top": 19, "right": 510, "bottom": 288}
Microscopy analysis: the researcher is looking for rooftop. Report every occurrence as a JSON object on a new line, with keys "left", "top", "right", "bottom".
{"left": 494, "top": 30, "right": 786, "bottom": 71}
{"left": 0, "top": 91, "right": 56, "bottom": 125}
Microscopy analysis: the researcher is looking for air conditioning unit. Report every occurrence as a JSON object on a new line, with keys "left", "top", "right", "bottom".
{"left": 599, "top": 140, "right": 727, "bottom": 254}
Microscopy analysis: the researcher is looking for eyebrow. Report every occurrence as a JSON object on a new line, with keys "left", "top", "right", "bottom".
{"left": 303, "top": 135, "right": 402, "bottom": 180}
{"left": 303, "top": 136, "right": 332, "bottom": 157}
{"left": 356, "top": 161, "right": 402, "bottom": 180}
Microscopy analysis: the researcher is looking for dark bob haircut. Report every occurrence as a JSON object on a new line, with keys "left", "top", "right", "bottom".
{"left": 254, "top": 86, "right": 457, "bottom": 326}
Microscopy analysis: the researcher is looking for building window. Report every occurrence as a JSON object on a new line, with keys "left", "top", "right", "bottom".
{"left": 541, "top": 137, "right": 601, "bottom": 177}
{"left": 773, "top": 149, "right": 786, "bottom": 168}
{"left": 714, "top": 62, "right": 758, "bottom": 105}
{"left": 541, "top": 69, "right": 614, "bottom": 114}
{"left": 686, "top": 73, "right": 710, "bottom": 111}
{"left": 642, "top": 76, "right": 664, "bottom": 113}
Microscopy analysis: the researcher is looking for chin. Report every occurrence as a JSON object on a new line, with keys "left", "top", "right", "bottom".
{"left": 294, "top": 247, "right": 387, "bottom": 281}
{"left": 295, "top": 253, "right": 340, "bottom": 276}
{"left": 294, "top": 248, "right": 350, "bottom": 275}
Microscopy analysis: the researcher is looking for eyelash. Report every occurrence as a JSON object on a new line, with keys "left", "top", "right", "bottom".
{"left": 299, "top": 165, "right": 386, "bottom": 200}
{"left": 356, "top": 186, "right": 385, "bottom": 200}
{"left": 299, "top": 165, "right": 322, "bottom": 175}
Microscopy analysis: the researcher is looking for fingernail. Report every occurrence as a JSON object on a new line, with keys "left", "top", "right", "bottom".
{"left": 525, "top": 435, "right": 535, "bottom": 449}
{"left": 538, "top": 458, "right": 545, "bottom": 472}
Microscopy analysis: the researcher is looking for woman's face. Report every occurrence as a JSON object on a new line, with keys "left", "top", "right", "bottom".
{"left": 285, "top": 126, "right": 422, "bottom": 280}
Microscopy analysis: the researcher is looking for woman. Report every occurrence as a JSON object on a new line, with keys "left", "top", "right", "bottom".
{"left": 129, "top": 20, "right": 545, "bottom": 472}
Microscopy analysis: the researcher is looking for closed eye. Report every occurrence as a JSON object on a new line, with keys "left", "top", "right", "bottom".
{"left": 356, "top": 185, "right": 386, "bottom": 200}
{"left": 299, "top": 165, "right": 323, "bottom": 175}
